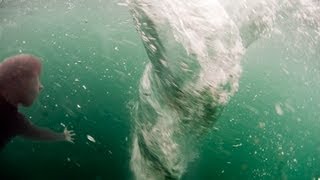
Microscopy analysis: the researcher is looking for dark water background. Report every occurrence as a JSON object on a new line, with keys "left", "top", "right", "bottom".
{"left": 0, "top": 0, "right": 320, "bottom": 179}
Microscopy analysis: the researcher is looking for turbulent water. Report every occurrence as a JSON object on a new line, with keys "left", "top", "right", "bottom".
{"left": 128, "top": 0, "right": 320, "bottom": 179}
{"left": 0, "top": 0, "right": 319, "bottom": 179}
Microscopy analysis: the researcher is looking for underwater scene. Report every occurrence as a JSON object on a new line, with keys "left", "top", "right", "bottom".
{"left": 0, "top": 0, "right": 320, "bottom": 179}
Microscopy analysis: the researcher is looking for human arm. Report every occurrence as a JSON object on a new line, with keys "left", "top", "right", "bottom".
{"left": 17, "top": 114, "right": 75, "bottom": 143}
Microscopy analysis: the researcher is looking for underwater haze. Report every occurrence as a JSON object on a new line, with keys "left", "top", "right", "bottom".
{"left": 1, "top": 0, "right": 320, "bottom": 179}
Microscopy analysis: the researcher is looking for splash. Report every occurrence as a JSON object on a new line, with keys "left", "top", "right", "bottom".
{"left": 127, "top": 0, "right": 320, "bottom": 179}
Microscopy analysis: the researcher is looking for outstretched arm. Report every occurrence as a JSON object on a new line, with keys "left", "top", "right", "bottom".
{"left": 17, "top": 114, "right": 75, "bottom": 143}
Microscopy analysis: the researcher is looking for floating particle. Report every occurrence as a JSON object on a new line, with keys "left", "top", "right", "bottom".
{"left": 75, "top": 78, "right": 79, "bottom": 82}
{"left": 114, "top": 46, "right": 119, "bottom": 51}
{"left": 117, "top": 2, "right": 128, "bottom": 6}
{"left": 232, "top": 143, "right": 242, "bottom": 148}
{"left": 213, "top": 127, "right": 219, "bottom": 131}
{"left": 77, "top": 104, "right": 81, "bottom": 108}
{"left": 258, "top": 122, "right": 266, "bottom": 129}
{"left": 60, "top": 123, "right": 66, "bottom": 127}
{"left": 275, "top": 103, "right": 283, "bottom": 115}
{"left": 282, "top": 67, "right": 290, "bottom": 75}
{"left": 293, "top": 158, "right": 298, "bottom": 163}
{"left": 67, "top": 157, "right": 71, "bottom": 162}
{"left": 54, "top": 82, "right": 62, "bottom": 87}
{"left": 87, "top": 135, "right": 96, "bottom": 143}
{"left": 82, "top": 85, "right": 87, "bottom": 90}
{"left": 75, "top": 162, "right": 81, "bottom": 167}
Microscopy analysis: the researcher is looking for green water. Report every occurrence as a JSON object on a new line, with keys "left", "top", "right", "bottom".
{"left": 1, "top": 0, "right": 320, "bottom": 179}
{"left": 0, "top": 1, "right": 145, "bottom": 179}
{"left": 185, "top": 36, "right": 320, "bottom": 179}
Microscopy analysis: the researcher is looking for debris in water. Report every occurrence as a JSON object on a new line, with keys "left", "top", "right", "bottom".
{"left": 87, "top": 135, "right": 96, "bottom": 143}
{"left": 275, "top": 103, "right": 284, "bottom": 115}
{"left": 258, "top": 122, "right": 266, "bottom": 129}
{"left": 75, "top": 162, "right": 81, "bottom": 167}
{"left": 281, "top": 67, "right": 290, "bottom": 75}
{"left": 77, "top": 104, "right": 81, "bottom": 109}
{"left": 232, "top": 143, "right": 243, "bottom": 148}
{"left": 213, "top": 127, "right": 220, "bottom": 131}
{"left": 117, "top": 2, "right": 128, "bottom": 6}
{"left": 54, "top": 82, "right": 62, "bottom": 87}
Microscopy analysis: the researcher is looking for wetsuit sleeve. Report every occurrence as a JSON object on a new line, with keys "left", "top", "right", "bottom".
{"left": 16, "top": 113, "right": 65, "bottom": 141}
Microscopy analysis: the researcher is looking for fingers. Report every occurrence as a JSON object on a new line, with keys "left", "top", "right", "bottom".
{"left": 67, "top": 130, "right": 76, "bottom": 136}
{"left": 66, "top": 135, "right": 75, "bottom": 143}
{"left": 61, "top": 126, "right": 76, "bottom": 143}
{"left": 63, "top": 128, "right": 75, "bottom": 135}
{"left": 69, "top": 137, "right": 75, "bottom": 144}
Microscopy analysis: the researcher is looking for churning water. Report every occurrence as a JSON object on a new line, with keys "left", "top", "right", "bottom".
{"left": 0, "top": 0, "right": 320, "bottom": 179}
{"left": 128, "top": 0, "right": 320, "bottom": 179}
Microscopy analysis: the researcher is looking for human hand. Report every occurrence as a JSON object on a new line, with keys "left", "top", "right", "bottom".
{"left": 63, "top": 127, "right": 75, "bottom": 143}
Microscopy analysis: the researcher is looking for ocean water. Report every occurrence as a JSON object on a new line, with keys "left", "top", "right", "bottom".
{"left": 0, "top": 0, "right": 320, "bottom": 179}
